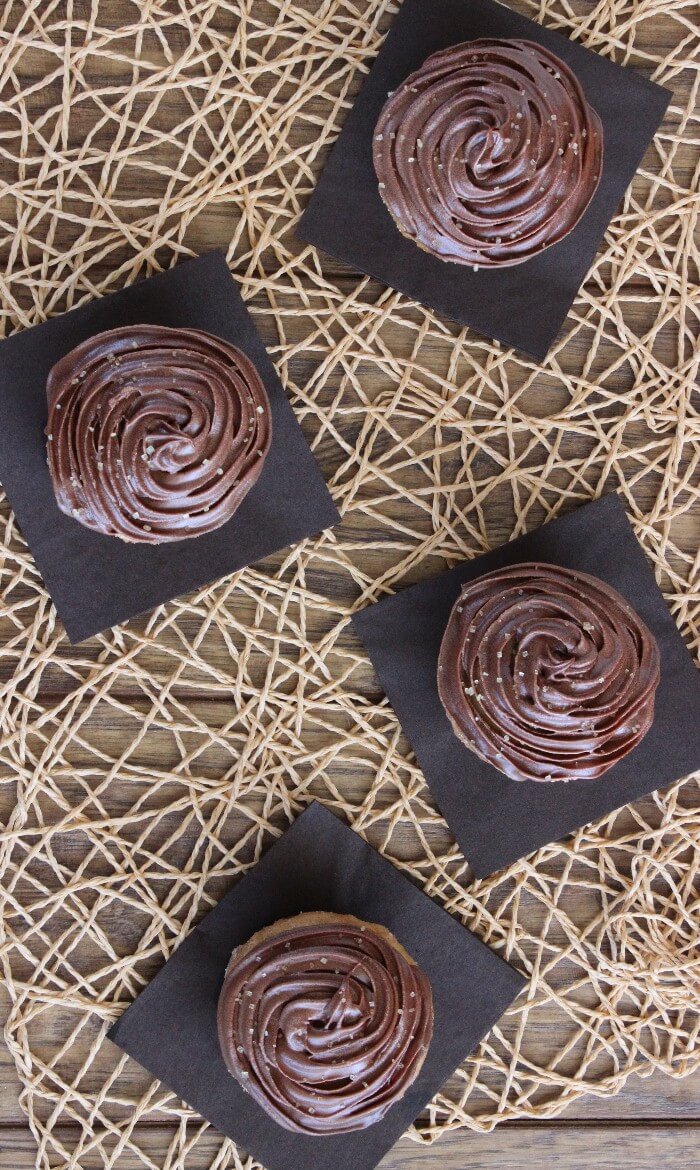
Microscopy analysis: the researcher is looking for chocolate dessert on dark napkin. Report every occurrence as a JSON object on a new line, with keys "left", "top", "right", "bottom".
{"left": 216, "top": 911, "right": 434, "bottom": 1135}
{"left": 108, "top": 802, "right": 524, "bottom": 1170}
{"left": 298, "top": 0, "right": 670, "bottom": 359}
{"left": 0, "top": 252, "right": 339, "bottom": 641}
{"left": 352, "top": 495, "right": 700, "bottom": 877}
{"left": 437, "top": 562, "right": 660, "bottom": 783}
{"left": 373, "top": 38, "right": 604, "bottom": 268}
{"left": 46, "top": 325, "right": 272, "bottom": 544}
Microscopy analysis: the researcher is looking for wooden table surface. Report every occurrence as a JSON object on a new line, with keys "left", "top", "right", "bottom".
{"left": 0, "top": 0, "right": 698, "bottom": 1167}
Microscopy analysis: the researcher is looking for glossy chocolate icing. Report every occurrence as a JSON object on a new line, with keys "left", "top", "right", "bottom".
{"left": 373, "top": 38, "right": 603, "bottom": 267}
{"left": 216, "top": 912, "right": 434, "bottom": 1135}
{"left": 46, "top": 324, "right": 272, "bottom": 544}
{"left": 437, "top": 563, "right": 660, "bottom": 782}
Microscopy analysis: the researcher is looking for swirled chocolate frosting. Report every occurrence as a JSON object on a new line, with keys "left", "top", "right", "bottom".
{"left": 216, "top": 911, "right": 434, "bottom": 1135}
{"left": 46, "top": 325, "right": 272, "bottom": 544}
{"left": 437, "top": 563, "right": 660, "bottom": 782}
{"left": 373, "top": 38, "right": 603, "bottom": 267}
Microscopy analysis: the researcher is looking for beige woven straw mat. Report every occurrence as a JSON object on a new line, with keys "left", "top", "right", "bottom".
{"left": 0, "top": 1, "right": 698, "bottom": 1168}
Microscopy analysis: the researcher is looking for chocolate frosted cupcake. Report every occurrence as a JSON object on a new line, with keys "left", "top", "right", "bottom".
{"left": 437, "top": 563, "right": 660, "bottom": 782}
{"left": 46, "top": 325, "right": 272, "bottom": 544}
{"left": 217, "top": 911, "right": 434, "bottom": 1135}
{"left": 373, "top": 38, "right": 603, "bottom": 267}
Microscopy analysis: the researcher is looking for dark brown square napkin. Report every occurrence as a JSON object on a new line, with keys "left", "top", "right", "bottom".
{"left": 298, "top": 0, "right": 671, "bottom": 359}
{"left": 108, "top": 802, "right": 524, "bottom": 1170}
{"left": 352, "top": 495, "right": 700, "bottom": 877}
{"left": 0, "top": 252, "right": 339, "bottom": 641}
